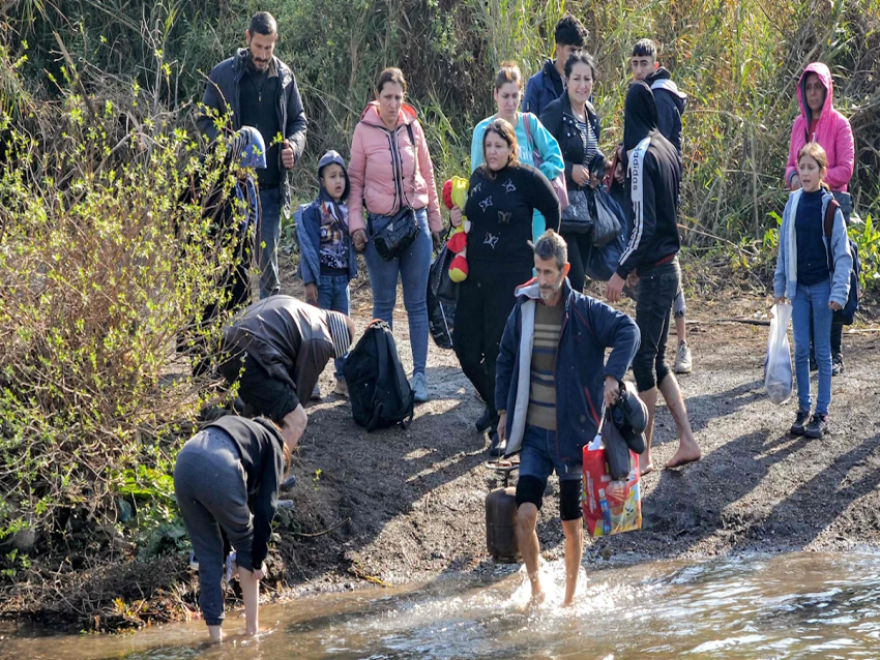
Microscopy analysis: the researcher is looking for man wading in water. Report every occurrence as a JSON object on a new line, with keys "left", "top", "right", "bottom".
{"left": 496, "top": 231, "right": 639, "bottom": 606}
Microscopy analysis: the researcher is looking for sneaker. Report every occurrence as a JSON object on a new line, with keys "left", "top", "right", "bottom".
{"left": 280, "top": 474, "right": 297, "bottom": 491}
{"left": 832, "top": 355, "right": 844, "bottom": 377}
{"left": 412, "top": 372, "right": 429, "bottom": 403}
{"left": 805, "top": 413, "right": 828, "bottom": 439}
{"left": 790, "top": 410, "right": 810, "bottom": 436}
{"left": 334, "top": 378, "right": 349, "bottom": 397}
{"left": 488, "top": 431, "right": 506, "bottom": 458}
{"left": 475, "top": 405, "right": 493, "bottom": 433}
{"left": 311, "top": 384, "right": 322, "bottom": 401}
{"left": 674, "top": 341, "right": 692, "bottom": 374}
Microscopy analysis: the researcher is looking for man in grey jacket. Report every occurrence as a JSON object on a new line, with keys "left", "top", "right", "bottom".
{"left": 198, "top": 11, "right": 307, "bottom": 299}
{"left": 220, "top": 296, "right": 355, "bottom": 449}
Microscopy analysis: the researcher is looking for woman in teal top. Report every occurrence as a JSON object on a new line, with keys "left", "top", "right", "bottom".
{"left": 470, "top": 62, "right": 564, "bottom": 242}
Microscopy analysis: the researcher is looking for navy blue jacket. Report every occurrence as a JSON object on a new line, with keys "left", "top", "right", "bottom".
{"left": 522, "top": 60, "right": 564, "bottom": 117}
{"left": 198, "top": 48, "right": 308, "bottom": 215}
{"left": 294, "top": 191, "right": 358, "bottom": 285}
{"left": 496, "top": 280, "right": 640, "bottom": 465}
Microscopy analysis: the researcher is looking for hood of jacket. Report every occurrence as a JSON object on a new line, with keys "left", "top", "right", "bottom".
{"left": 797, "top": 62, "right": 835, "bottom": 128}
{"left": 624, "top": 81, "right": 659, "bottom": 152}
{"left": 358, "top": 100, "right": 419, "bottom": 129}
{"left": 646, "top": 67, "right": 687, "bottom": 114}
{"left": 317, "top": 149, "right": 350, "bottom": 201}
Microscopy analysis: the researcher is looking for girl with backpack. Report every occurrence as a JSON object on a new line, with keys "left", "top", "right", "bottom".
{"left": 774, "top": 142, "right": 852, "bottom": 439}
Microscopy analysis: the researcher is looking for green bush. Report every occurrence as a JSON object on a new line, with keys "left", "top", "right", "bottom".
{"left": 0, "top": 81, "right": 243, "bottom": 563}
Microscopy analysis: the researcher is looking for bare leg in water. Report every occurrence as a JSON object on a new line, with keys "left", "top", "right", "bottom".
{"left": 516, "top": 503, "right": 545, "bottom": 605}
{"left": 561, "top": 518, "right": 584, "bottom": 607}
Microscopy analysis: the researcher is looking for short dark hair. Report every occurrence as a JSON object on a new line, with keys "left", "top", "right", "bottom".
{"left": 555, "top": 15, "right": 588, "bottom": 48}
{"left": 564, "top": 52, "right": 597, "bottom": 80}
{"left": 534, "top": 230, "right": 568, "bottom": 271}
{"left": 248, "top": 12, "right": 277, "bottom": 36}
{"left": 376, "top": 67, "right": 407, "bottom": 95}
{"left": 632, "top": 39, "right": 657, "bottom": 59}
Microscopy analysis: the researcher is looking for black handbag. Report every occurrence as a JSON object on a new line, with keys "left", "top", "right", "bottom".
{"left": 369, "top": 208, "right": 419, "bottom": 261}
{"left": 560, "top": 188, "right": 594, "bottom": 234}
{"left": 369, "top": 122, "right": 421, "bottom": 261}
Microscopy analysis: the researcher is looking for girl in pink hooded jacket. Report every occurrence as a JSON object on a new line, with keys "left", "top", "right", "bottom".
{"left": 785, "top": 62, "right": 854, "bottom": 195}
{"left": 348, "top": 67, "right": 443, "bottom": 403}
{"left": 784, "top": 62, "right": 855, "bottom": 375}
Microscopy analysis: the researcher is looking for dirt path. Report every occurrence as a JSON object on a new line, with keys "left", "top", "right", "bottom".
{"left": 277, "top": 275, "right": 880, "bottom": 593}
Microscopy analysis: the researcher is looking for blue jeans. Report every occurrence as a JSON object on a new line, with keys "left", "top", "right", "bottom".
{"left": 258, "top": 187, "right": 282, "bottom": 299}
{"left": 519, "top": 425, "right": 583, "bottom": 484}
{"left": 792, "top": 279, "right": 833, "bottom": 414}
{"left": 363, "top": 208, "right": 432, "bottom": 376}
{"left": 317, "top": 274, "right": 351, "bottom": 379}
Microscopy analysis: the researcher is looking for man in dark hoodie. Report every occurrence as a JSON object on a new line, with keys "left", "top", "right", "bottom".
{"left": 521, "top": 15, "right": 589, "bottom": 117}
{"left": 294, "top": 151, "right": 357, "bottom": 398}
{"left": 606, "top": 82, "right": 700, "bottom": 474}
{"left": 629, "top": 38, "right": 693, "bottom": 375}
{"left": 198, "top": 11, "right": 308, "bottom": 300}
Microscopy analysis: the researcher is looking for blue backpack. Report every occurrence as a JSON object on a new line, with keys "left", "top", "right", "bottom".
{"left": 823, "top": 199, "right": 860, "bottom": 325}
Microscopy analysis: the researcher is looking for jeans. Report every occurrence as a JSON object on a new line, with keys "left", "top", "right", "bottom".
{"left": 258, "top": 187, "right": 282, "bottom": 299}
{"left": 633, "top": 259, "right": 680, "bottom": 392}
{"left": 793, "top": 278, "right": 833, "bottom": 414}
{"left": 317, "top": 274, "right": 351, "bottom": 380}
{"left": 453, "top": 266, "right": 530, "bottom": 420}
{"left": 363, "top": 208, "right": 432, "bottom": 376}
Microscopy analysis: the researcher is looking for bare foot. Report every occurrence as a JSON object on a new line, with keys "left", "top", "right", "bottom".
{"left": 665, "top": 440, "right": 701, "bottom": 469}
{"left": 528, "top": 590, "right": 546, "bottom": 608}
{"left": 639, "top": 453, "right": 654, "bottom": 476}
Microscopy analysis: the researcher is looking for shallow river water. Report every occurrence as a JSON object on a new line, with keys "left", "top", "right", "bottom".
{"left": 6, "top": 551, "right": 880, "bottom": 659}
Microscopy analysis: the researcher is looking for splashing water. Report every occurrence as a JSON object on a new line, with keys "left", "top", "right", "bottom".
{"left": 8, "top": 552, "right": 880, "bottom": 659}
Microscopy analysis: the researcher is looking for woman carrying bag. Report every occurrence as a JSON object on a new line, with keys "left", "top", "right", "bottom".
{"left": 541, "top": 52, "right": 606, "bottom": 292}
{"left": 348, "top": 67, "right": 444, "bottom": 402}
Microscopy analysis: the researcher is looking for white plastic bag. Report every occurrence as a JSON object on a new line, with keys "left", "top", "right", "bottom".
{"left": 764, "top": 303, "right": 793, "bottom": 404}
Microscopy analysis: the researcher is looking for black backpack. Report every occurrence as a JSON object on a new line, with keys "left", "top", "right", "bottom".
{"left": 822, "top": 199, "right": 860, "bottom": 325}
{"left": 343, "top": 321, "right": 415, "bottom": 432}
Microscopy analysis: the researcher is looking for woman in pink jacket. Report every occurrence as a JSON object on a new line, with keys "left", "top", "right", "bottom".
{"left": 784, "top": 61, "right": 855, "bottom": 375}
{"left": 349, "top": 68, "right": 443, "bottom": 402}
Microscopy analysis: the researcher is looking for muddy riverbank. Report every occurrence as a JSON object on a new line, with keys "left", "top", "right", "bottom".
{"left": 2, "top": 264, "right": 879, "bottom": 634}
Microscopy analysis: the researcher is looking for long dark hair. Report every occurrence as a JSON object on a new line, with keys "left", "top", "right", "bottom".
{"left": 480, "top": 118, "right": 519, "bottom": 178}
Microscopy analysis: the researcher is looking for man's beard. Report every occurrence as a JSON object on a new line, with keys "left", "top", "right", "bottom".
{"left": 250, "top": 50, "right": 269, "bottom": 70}
{"left": 539, "top": 276, "right": 564, "bottom": 303}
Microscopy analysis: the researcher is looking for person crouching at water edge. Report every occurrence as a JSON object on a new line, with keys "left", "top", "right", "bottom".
{"left": 174, "top": 416, "right": 295, "bottom": 641}
{"left": 495, "top": 231, "right": 639, "bottom": 606}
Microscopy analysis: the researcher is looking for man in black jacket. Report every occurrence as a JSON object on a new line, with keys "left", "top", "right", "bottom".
{"left": 606, "top": 82, "right": 700, "bottom": 474}
{"left": 220, "top": 295, "right": 355, "bottom": 449}
{"left": 198, "top": 11, "right": 307, "bottom": 300}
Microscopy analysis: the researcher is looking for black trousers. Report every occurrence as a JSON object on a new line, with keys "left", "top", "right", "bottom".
{"left": 561, "top": 231, "right": 593, "bottom": 293}
{"left": 453, "top": 268, "right": 530, "bottom": 420}
{"left": 632, "top": 259, "right": 680, "bottom": 392}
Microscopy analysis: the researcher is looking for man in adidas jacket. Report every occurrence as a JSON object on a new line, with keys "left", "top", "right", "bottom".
{"left": 605, "top": 81, "right": 701, "bottom": 474}
{"left": 496, "top": 230, "right": 639, "bottom": 607}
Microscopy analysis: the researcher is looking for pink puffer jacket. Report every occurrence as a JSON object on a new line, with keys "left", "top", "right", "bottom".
{"left": 785, "top": 62, "right": 855, "bottom": 192}
{"left": 348, "top": 101, "right": 442, "bottom": 234}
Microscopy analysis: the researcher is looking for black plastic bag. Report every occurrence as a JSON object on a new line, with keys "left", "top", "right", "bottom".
{"left": 590, "top": 189, "right": 624, "bottom": 247}
{"left": 427, "top": 242, "right": 458, "bottom": 349}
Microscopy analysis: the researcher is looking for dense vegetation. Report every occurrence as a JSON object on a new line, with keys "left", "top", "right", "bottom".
{"left": 0, "top": 0, "right": 878, "bottom": 620}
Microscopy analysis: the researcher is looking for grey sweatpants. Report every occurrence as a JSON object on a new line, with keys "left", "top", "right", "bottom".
{"left": 174, "top": 427, "right": 253, "bottom": 626}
